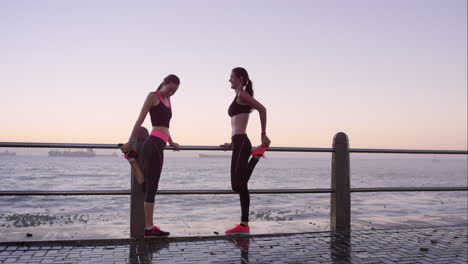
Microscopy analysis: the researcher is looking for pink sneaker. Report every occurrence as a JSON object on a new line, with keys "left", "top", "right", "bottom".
{"left": 144, "top": 226, "right": 170, "bottom": 237}
{"left": 123, "top": 150, "right": 137, "bottom": 160}
{"left": 225, "top": 224, "right": 250, "bottom": 235}
{"left": 251, "top": 145, "right": 268, "bottom": 158}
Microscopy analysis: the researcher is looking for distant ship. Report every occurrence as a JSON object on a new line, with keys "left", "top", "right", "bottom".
{"left": 96, "top": 152, "right": 119, "bottom": 157}
{"left": 48, "top": 149, "right": 96, "bottom": 157}
{"left": 198, "top": 154, "right": 230, "bottom": 159}
{"left": 0, "top": 150, "right": 16, "bottom": 156}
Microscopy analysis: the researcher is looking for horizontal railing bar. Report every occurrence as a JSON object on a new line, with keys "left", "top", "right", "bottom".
{"left": 1, "top": 142, "right": 468, "bottom": 155}
{"left": 0, "top": 189, "right": 332, "bottom": 196}
{"left": 0, "top": 190, "right": 131, "bottom": 196}
{"left": 350, "top": 148, "right": 468, "bottom": 155}
{"left": 0, "top": 142, "right": 120, "bottom": 149}
{"left": 179, "top": 146, "right": 334, "bottom": 152}
{"left": 0, "top": 187, "right": 466, "bottom": 196}
{"left": 157, "top": 189, "right": 334, "bottom": 194}
{"left": 351, "top": 187, "right": 468, "bottom": 192}
{"left": 0, "top": 142, "right": 333, "bottom": 152}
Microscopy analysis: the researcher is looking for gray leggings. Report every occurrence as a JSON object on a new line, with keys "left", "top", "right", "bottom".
{"left": 141, "top": 136, "right": 166, "bottom": 203}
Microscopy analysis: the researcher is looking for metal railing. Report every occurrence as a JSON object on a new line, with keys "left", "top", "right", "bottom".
{"left": 1, "top": 187, "right": 467, "bottom": 196}
{"left": 1, "top": 128, "right": 467, "bottom": 237}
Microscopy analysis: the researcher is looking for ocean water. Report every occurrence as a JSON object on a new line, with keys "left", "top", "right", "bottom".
{"left": 0, "top": 151, "right": 466, "bottom": 235}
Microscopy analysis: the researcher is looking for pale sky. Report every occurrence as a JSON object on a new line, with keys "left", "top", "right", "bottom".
{"left": 1, "top": 0, "right": 467, "bottom": 150}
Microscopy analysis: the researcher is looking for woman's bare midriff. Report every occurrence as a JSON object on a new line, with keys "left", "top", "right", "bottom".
{"left": 231, "top": 113, "right": 249, "bottom": 136}
{"left": 152, "top": 126, "right": 170, "bottom": 137}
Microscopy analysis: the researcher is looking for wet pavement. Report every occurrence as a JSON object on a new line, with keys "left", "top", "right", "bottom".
{"left": 0, "top": 225, "right": 466, "bottom": 263}
{"left": 1, "top": 213, "right": 466, "bottom": 243}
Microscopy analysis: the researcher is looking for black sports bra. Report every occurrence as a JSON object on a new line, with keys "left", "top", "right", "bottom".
{"left": 149, "top": 91, "right": 172, "bottom": 127}
{"left": 228, "top": 95, "right": 252, "bottom": 117}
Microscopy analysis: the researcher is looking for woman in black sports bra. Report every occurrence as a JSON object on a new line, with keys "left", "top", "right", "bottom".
{"left": 120, "top": 74, "right": 180, "bottom": 237}
{"left": 222, "top": 67, "right": 271, "bottom": 235}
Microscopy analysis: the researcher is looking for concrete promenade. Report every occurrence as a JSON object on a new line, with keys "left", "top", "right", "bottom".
{"left": 0, "top": 225, "right": 466, "bottom": 263}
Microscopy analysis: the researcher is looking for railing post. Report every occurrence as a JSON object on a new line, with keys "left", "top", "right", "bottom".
{"left": 330, "top": 132, "right": 351, "bottom": 231}
{"left": 130, "top": 127, "right": 148, "bottom": 238}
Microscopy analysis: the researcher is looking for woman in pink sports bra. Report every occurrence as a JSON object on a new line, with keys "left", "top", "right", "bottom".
{"left": 121, "top": 74, "right": 180, "bottom": 237}
{"left": 222, "top": 67, "right": 271, "bottom": 235}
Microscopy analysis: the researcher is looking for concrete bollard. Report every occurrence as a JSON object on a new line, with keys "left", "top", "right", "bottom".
{"left": 330, "top": 132, "right": 351, "bottom": 231}
{"left": 130, "top": 127, "right": 148, "bottom": 238}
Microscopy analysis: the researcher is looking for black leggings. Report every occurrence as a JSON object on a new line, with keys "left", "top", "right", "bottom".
{"left": 141, "top": 136, "right": 166, "bottom": 203}
{"left": 231, "top": 134, "right": 259, "bottom": 222}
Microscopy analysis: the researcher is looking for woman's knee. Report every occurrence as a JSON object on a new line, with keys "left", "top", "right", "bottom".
{"left": 231, "top": 185, "right": 240, "bottom": 193}
{"left": 231, "top": 183, "right": 248, "bottom": 194}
